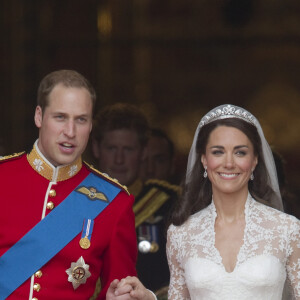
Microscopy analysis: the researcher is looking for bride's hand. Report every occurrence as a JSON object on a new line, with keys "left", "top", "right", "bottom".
{"left": 106, "top": 277, "right": 156, "bottom": 300}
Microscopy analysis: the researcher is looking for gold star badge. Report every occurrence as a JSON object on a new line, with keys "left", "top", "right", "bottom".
{"left": 66, "top": 256, "right": 91, "bottom": 289}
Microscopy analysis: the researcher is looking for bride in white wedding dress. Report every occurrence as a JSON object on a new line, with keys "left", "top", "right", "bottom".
{"left": 167, "top": 105, "right": 300, "bottom": 300}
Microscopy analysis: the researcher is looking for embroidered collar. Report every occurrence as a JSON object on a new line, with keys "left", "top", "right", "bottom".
{"left": 27, "top": 141, "right": 82, "bottom": 182}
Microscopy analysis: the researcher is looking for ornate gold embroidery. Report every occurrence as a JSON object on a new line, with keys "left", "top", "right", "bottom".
{"left": 27, "top": 144, "right": 82, "bottom": 182}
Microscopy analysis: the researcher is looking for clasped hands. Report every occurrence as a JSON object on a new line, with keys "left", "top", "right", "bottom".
{"left": 106, "top": 276, "right": 156, "bottom": 300}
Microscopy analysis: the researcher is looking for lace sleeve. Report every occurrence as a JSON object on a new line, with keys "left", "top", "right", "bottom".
{"left": 286, "top": 217, "right": 300, "bottom": 299}
{"left": 166, "top": 225, "right": 191, "bottom": 300}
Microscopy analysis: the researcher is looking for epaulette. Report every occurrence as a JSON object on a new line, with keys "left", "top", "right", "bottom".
{"left": 134, "top": 179, "right": 181, "bottom": 227}
{"left": 144, "top": 179, "right": 182, "bottom": 196}
{"left": 0, "top": 152, "right": 25, "bottom": 163}
{"left": 84, "top": 162, "right": 130, "bottom": 195}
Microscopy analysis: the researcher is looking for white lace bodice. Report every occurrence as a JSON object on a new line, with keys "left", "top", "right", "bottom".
{"left": 167, "top": 195, "right": 300, "bottom": 300}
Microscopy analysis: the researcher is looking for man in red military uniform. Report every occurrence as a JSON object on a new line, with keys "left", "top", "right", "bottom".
{"left": 0, "top": 70, "right": 155, "bottom": 300}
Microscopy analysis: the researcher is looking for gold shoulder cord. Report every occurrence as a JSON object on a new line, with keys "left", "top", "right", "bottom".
{"left": 84, "top": 162, "right": 130, "bottom": 195}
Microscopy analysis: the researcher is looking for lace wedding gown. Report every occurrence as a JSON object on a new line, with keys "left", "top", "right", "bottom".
{"left": 167, "top": 195, "right": 300, "bottom": 300}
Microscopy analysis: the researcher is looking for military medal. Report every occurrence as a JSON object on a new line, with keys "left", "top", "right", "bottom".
{"left": 149, "top": 224, "right": 159, "bottom": 253}
{"left": 138, "top": 240, "right": 151, "bottom": 253}
{"left": 79, "top": 219, "right": 94, "bottom": 249}
{"left": 79, "top": 237, "right": 90, "bottom": 249}
{"left": 66, "top": 256, "right": 91, "bottom": 289}
{"left": 138, "top": 224, "right": 159, "bottom": 253}
{"left": 150, "top": 241, "right": 159, "bottom": 253}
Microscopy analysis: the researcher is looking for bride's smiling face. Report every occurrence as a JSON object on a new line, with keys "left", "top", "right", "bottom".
{"left": 201, "top": 125, "right": 257, "bottom": 196}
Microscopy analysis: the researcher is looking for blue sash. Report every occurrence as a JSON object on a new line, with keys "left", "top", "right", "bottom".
{"left": 0, "top": 173, "right": 121, "bottom": 299}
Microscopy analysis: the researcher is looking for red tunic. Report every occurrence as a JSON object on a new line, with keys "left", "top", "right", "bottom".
{"left": 0, "top": 146, "right": 137, "bottom": 300}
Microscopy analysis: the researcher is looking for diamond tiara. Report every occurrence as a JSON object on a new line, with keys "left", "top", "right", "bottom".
{"left": 199, "top": 104, "right": 257, "bottom": 128}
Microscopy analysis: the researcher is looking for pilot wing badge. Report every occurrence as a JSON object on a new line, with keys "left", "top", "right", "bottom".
{"left": 76, "top": 186, "right": 108, "bottom": 202}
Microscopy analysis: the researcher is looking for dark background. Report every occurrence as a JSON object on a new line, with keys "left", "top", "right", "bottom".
{"left": 1, "top": 1, "right": 299, "bottom": 202}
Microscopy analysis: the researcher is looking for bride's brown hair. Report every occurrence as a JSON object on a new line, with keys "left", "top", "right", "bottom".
{"left": 171, "top": 118, "right": 278, "bottom": 226}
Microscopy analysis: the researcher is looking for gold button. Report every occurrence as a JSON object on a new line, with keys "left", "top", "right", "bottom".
{"left": 34, "top": 270, "right": 43, "bottom": 278}
{"left": 33, "top": 283, "right": 41, "bottom": 292}
{"left": 46, "top": 201, "right": 54, "bottom": 210}
{"left": 49, "top": 189, "right": 56, "bottom": 197}
{"left": 32, "top": 298, "right": 38, "bottom": 300}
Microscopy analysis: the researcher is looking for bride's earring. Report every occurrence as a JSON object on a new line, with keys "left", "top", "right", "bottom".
{"left": 203, "top": 166, "right": 207, "bottom": 178}
{"left": 250, "top": 169, "right": 254, "bottom": 181}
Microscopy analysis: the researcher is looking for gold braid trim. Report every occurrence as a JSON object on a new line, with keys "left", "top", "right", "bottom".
{"left": 89, "top": 277, "right": 101, "bottom": 300}
{"left": 84, "top": 162, "right": 129, "bottom": 195}
{"left": 27, "top": 146, "right": 82, "bottom": 182}
{"left": 134, "top": 187, "right": 170, "bottom": 228}
{"left": 0, "top": 152, "right": 25, "bottom": 162}
{"left": 145, "top": 179, "right": 182, "bottom": 195}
